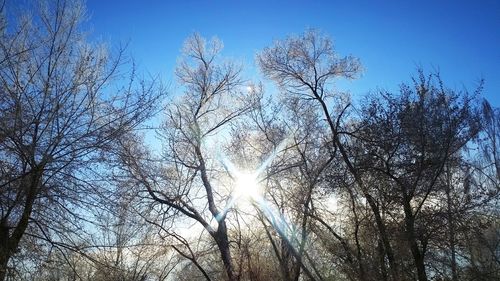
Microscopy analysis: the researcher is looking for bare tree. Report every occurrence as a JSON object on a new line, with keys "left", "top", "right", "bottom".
{"left": 0, "top": 1, "right": 162, "bottom": 279}
{"left": 257, "top": 29, "right": 370, "bottom": 280}
{"left": 117, "top": 34, "right": 256, "bottom": 281}
{"left": 355, "top": 75, "right": 496, "bottom": 281}
{"left": 2, "top": 5, "right": 497, "bottom": 279}
{"left": 256, "top": 29, "right": 494, "bottom": 281}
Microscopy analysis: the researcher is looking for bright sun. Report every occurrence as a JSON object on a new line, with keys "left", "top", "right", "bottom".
{"left": 233, "top": 172, "right": 261, "bottom": 201}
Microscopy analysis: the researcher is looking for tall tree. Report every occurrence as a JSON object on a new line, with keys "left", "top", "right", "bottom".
{"left": 0, "top": 1, "right": 161, "bottom": 279}
{"left": 355, "top": 71, "right": 483, "bottom": 281}
{"left": 257, "top": 29, "right": 376, "bottom": 280}
{"left": 117, "top": 34, "right": 256, "bottom": 281}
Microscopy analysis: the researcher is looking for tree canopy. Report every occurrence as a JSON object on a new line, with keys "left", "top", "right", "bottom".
{"left": 0, "top": 1, "right": 498, "bottom": 281}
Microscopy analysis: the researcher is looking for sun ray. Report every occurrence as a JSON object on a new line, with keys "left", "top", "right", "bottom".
{"left": 255, "top": 137, "right": 290, "bottom": 176}
{"left": 214, "top": 135, "right": 313, "bottom": 274}
{"left": 216, "top": 137, "right": 290, "bottom": 221}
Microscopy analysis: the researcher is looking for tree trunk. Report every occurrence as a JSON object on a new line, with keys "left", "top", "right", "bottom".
{"left": 0, "top": 169, "right": 41, "bottom": 281}
{"left": 214, "top": 221, "right": 236, "bottom": 281}
{"left": 403, "top": 199, "right": 428, "bottom": 281}
{"left": 446, "top": 178, "right": 458, "bottom": 281}
{"left": 0, "top": 246, "right": 8, "bottom": 281}
{"left": 365, "top": 194, "right": 399, "bottom": 281}
{"left": 378, "top": 239, "right": 388, "bottom": 281}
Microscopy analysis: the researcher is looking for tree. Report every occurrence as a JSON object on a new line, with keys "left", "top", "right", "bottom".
{"left": 257, "top": 29, "right": 371, "bottom": 280}
{"left": 0, "top": 1, "right": 161, "bottom": 279}
{"left": 257, "top": 29, "right": 498, "bottom": 281}
{"left": 2, "top": 5, "right": 497, "bottom": 279}
{"left": 356, "top": 71, "right": 493, "bottom": 281}
{"left": 117, "top": 34, "right": 257, "bottom": 281}
{"left": 247, "top": 92, "right": 345, "bottom": 281}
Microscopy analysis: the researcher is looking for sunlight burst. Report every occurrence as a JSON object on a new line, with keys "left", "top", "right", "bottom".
{"left": 234, "top": 172, "right": 261, "bottom": 201}
{"left": 216, "top": 137, "right": 290, "bottom": 221}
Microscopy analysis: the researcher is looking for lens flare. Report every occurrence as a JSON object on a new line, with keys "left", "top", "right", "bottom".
{"left": 216, "top": 136, "right": 290, "bottom": 221}
{"left": 234, "top": 172, "right": 261, "bottom": 200}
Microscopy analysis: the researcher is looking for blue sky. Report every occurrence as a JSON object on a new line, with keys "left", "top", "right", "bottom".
{"left": 85, "top": 0, "right": 499, "bottom": 106}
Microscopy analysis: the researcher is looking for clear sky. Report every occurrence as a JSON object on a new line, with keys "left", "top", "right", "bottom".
{"left": 85, "top": 0, "right": 500, "bottom": 106}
